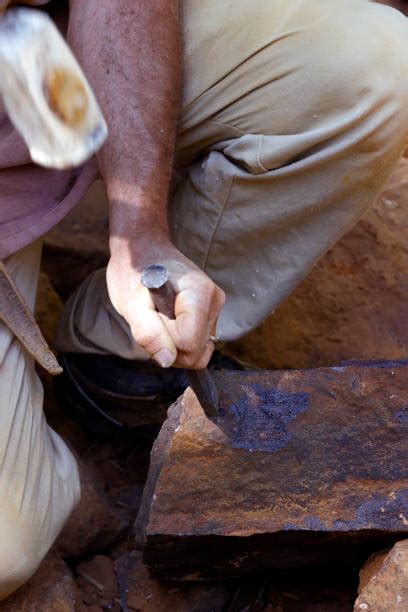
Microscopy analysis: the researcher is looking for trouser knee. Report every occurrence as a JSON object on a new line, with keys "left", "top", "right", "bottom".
{"left": 314, "top": 2, "right": 408, "bottom": 140}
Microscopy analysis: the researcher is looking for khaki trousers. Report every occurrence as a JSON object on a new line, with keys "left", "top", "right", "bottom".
{"left": 2, "top": 0, "right": 408, "bottom": 598}
{"left": 0, "top": 242, "right": 80, "bottom": 600}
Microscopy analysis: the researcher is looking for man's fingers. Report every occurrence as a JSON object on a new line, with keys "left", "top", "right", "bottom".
{"left": 189, "top": 339, "right": 215, "bottom": 370}
{"left": 174, "top": 339, "right": 215, "bottom": 369}
{"left": 125, "top": 288, "right": 177, "bottom": 368}
{"left": 174, "top": 292, "right": 211, "bottom": 351}
{"left": 156, "top": 275, "right": 225, "bottom": 368}
{"left": 109, "top": 258, "right": 224, "bottom": 370}
{"left": 170, "top": 279, "right": 223, "bottom": 352}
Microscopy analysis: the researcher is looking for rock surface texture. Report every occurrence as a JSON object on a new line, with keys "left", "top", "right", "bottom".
{"left": 136, "top": 362, "right": 408, "bottom": 579}
{"left": 354, "top": 540, "right": 408, "bottom": 611}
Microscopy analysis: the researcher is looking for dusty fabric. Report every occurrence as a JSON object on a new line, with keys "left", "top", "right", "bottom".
{"left": 0, "top": 124, "right": 98, "bottom": 260}
{"left": 58, "top": 0, "right": 408, "bottom": 351}
{"left": 0, "top": 241, "right": 80, "bottom": 601}
{"left": 0, "top": 0, "right": 97, "bottom": 260}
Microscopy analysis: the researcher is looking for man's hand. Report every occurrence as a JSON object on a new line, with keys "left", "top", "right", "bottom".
{"left": 107, "top": 236, "right": 225, "bottom": 369}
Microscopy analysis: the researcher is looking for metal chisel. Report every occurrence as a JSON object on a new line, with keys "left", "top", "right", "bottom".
{"left": 141, "top": 264, "right": 219, "bottom": 417}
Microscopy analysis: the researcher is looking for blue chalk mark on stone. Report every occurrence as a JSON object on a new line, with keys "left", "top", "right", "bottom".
{"left": 332, "top": 490, "right": 408, "bottom": 531}
{"left": 395, "top": 407, "right": 408, "bottom": 425}
{"left": 229, "top": 385, "right": 310, "bottom": 452}
{"left": 339, "top": 359, "right": 408, "bottom": 369}
{"left": 303, "top": 517, "right": 326, "bottom": 530}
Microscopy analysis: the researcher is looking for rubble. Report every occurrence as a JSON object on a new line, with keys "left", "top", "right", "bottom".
{"left": 115, "top": 552, "right": 229, "bottom": 611}
{"left": 136, "top": 363, "right": 408, "bottom": 579}
{"left": 354, "top": 540, "right": 408, "bottom": 611}
{"left": 76, "top": 555, "right": 119, "bottom": 610}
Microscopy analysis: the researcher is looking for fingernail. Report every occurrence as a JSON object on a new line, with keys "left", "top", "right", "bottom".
{"left": 155, "top": 349, "right": 175, "bottom": 368}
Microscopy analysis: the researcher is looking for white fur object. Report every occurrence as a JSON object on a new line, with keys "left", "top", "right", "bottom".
{"left": 0, "top": 7, "right": 107, "bottom": 169}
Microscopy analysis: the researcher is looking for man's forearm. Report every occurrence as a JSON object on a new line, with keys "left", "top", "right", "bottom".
{"left": 68, "top": 0, "right": 181, "bottom": 243}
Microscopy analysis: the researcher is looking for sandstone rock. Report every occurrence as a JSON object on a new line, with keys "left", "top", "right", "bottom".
{"left": 228, "top": 158, "right": 408, "bottom": 369}
{"left": 354, "top": 540, "right": 408, "bottom": 611}
{"left": 0, "top": 553, "right": 79, "bottom": 611}
{"left": 136, "top": 362, "right": 408, "bottom": 579}
{"left": 357, "top": 549, "right": 390, "bottom": 594}
{"left": 115, "top": 552, "right": 229, "bottom": 611}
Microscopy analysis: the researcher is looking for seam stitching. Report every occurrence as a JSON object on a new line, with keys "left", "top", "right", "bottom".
{"left": 208, "top": 118, "right": 248, "bottom": 136}
{"left": 202, "top": 172, "right": 237, "bottom": 273}
{"left": 257, "top": 134, "right": 269, "bottom": 172}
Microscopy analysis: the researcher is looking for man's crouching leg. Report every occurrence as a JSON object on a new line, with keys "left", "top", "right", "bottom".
{"left": 171, "top": 0, "right": 408, "bottom": 341}
{"left": 0, "top": 242, "right": 80, "bottom": 600}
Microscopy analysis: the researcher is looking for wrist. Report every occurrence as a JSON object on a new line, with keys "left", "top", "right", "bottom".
{"left": 108, "top": 188, "right": 170, "bottom": 237}
{"left": 109, "top": 228, "right": 172, "bottom": 266}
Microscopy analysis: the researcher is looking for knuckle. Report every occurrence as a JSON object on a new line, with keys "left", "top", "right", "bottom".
{"left": 200, "top": 277, "right": 215, "bottom": 295}
{"left": 216, "top": 288, "right": 226, "bottom": 309}
{"left": 177, "top": 324, "right": 212, "bottom": 355}
{"left": 195, "top": 348, "right": 213, "bottom": 369}
{"left": 131, "top": 329, "right": 160, "bottom": 354}
{"left": 209, "top": 284, "right": 225, "bottom": 305}
{"left": 177, "top": 336, "right": 199, "bottom": 354}
{"left": 180, "top": 352, "right": 199, "bottom": 369}
{"left": 196, "top": 354, "right": 212, "bottom": 369}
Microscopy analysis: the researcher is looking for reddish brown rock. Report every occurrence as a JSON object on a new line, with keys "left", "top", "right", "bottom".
{"left": 354, "top": 540, "right": 408, "bottom": 611}
{"left": 1, "top": 553, "right": 79, "bottom": 611}
{"left": 56, "top": 458, "right": 127, "bottom": 558}
{"left": 228, "top": 158, "right": 408, "bottom": 369}
{"left": 136, "top": 362, "right": 408, "bottom": 579}
{"left": 115, "top": 552, "right": 229, "bottom": 611}
{"left": 75, "top": 555, "right": 119, "bottom": 610}
{"left": 357, "top": 549, "right": 390, "bottom": 594}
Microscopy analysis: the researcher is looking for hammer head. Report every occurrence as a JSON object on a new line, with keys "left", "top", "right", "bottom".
{"left": 0, "top": 8, "right": 107, "bottom": 169}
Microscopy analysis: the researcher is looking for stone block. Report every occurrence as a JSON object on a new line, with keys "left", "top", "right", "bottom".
{"left": 136, "top": 362, "right": 408, "bottom": 579}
